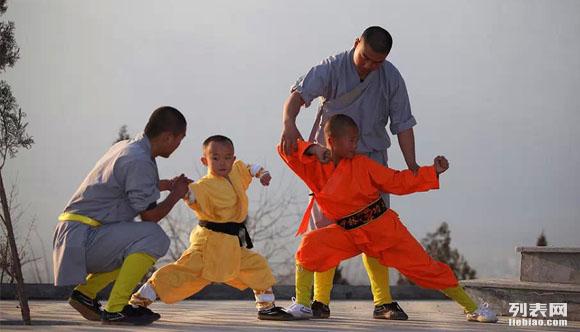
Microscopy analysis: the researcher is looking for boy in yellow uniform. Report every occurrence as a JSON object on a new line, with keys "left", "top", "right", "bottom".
{"left": 130, "top": 135, "right": 294, "bottom": 321}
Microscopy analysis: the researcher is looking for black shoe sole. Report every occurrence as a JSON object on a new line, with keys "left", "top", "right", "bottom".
{"left": 312, "top": 310, "right": 330, "bottom": 319}
{"left": 258, "top": 313, "right": 298, "bottom": 321}
{"left": 68, "top": 298, "right": 101, "bottom": 321}
{"left": 373, "top": 314, "right": 409, "bottom": 320}
{"left": 311, "top": 313, "right": 330, "bottom": 319}
{"left": 101, "top": 316, "right": 157, "bottom": 326}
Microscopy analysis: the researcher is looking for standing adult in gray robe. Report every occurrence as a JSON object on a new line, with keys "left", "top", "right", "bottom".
{"left": 280, "top": 26, "right": 419, "bottom": 320}
{"left": 53, "top": 106, "right": 191, "bottom": 325}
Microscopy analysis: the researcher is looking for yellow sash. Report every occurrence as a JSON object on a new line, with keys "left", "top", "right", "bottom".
{"left": 58, "top": 212, "right": 101, "bottom": 227}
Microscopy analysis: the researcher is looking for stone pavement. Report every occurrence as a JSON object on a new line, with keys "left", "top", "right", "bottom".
{"left": 1, "top": 300, "right": 578, "bottom": 331}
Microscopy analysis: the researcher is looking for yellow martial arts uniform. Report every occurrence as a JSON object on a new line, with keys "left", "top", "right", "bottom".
{"left": 148, "top": 160, "right": 276, "bottom": 304}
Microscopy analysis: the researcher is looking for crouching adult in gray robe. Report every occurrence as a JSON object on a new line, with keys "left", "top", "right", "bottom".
{"left": 53, "top": 106, "right": 191, "bottom": 325}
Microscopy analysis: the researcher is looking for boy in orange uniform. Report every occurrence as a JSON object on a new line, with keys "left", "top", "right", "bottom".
{"left": 130, "top": 135, "right": 294, "bottom": 321}
{"left": 279, "top": 114, "right": 497, "bottom": 323}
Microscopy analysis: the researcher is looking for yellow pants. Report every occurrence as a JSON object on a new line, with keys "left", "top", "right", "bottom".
{"left": 312, "top": 255, "right": 392, "bottom": 306}
{"left": 76, "top": 253, "right": 156, "bottom": 313}
{"left": 149, "top": 226, "right": 276, "bottom": 304}
{"left": 298, "top": 263, "right": 477, "bottom": 313}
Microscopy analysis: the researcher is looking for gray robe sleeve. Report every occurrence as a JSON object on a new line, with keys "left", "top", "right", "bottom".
{"left": 386, "top": 63, "right": 417, "bottom": 135}
{"left": 291, "top": 58, "right": 333, "bottom": 108}
{"left": 122, "top": 160, "right": 160, "bottom": 213}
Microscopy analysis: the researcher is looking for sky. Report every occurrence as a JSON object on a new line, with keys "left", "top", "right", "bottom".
{"left": 3, "top": 0, "right": 580, "bottom": 284}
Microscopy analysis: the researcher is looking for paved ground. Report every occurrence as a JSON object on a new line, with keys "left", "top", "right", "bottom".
{"left": 1, "top": 300, "right": 578, "bottom": 331}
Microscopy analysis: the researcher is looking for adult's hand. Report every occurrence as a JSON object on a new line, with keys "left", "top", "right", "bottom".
{"left": 280, "top": 123, "right": 303, "bottom": 155}
{"left": 171, "top": 174, "right": 192, "bottom": 198}
{"left": 141, "top": 174, "right": 192, "bottom": 223}
{"left": 408, "top": 163, "right": 420, "bottom": 176}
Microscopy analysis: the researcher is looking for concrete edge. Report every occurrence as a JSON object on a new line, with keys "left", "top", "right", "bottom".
{"left": 516, "top": 246, "right": 580, "bottom": 253}
{"left": 461, "top": 278, "right": 580, "bottom": 292}
{"left": 0, "top": 283, "right": 447, "bottom": 301}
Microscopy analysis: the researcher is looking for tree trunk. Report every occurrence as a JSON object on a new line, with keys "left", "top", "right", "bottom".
{"left": 0, "top": 170, "right": 31, "bottom": 324}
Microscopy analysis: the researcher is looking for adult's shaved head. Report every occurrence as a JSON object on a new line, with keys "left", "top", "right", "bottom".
{"left": 144, "top": 106, "right": 187, "bottom": 138}
{"left": 361, "top": 26, "right": 393, "bottom": 54}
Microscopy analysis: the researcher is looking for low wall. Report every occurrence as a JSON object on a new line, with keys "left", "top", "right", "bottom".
{"left": 0, "top": 283, "right": 446, "bottom": 301}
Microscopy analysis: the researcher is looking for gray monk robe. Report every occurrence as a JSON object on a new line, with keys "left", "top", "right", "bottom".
{"left": 53, "top": 133, "right": 170, "bottom": 286}
{"left": 291, "top": 48, "right": 417, "bottom": 228}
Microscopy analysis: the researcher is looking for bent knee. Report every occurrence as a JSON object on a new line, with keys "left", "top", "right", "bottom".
{"left": 152, "top": 227, "right": 170, "bottom": 257}
{"left": 138, "top": 222, "right": 170, "bottom": 258}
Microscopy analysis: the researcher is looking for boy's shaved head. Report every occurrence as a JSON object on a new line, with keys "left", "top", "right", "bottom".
{"left": 324, "top": 114, "right": 359, "bottom": 138}
{"left": 203, "top": 135, "right": 234, "bottom": 150}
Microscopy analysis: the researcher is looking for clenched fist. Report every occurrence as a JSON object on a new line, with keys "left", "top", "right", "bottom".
{"left": 260, "top": 172, "right": 272, "bottom": 186}
{"left": 313, "top": 145, "right": 331, "bottom": 164}
{"left": 434, "top": 156, "right": 449, "bottom": 175}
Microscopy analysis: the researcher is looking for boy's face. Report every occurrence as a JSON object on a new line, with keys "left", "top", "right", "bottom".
{"left": 327, "top": 126, "right": 359, "bottom": 159}
{"left": 201, "top": 141, "right": 236, "bottom": 177}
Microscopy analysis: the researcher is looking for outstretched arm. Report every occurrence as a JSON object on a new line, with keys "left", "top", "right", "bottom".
{"left": 248, "top": 163, "right": 272, "bottom": 186}
{"left": 366, "top": 159, "right": 440, "bottom": 196}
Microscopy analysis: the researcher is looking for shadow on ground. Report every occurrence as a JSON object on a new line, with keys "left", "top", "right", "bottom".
{"left": 0, "top": 320, "right": 83, "bottom": 326}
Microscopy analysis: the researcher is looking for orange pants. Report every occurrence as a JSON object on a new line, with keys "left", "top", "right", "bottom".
{"left": 296, "top": 209, "right": 458, "bottom": 290}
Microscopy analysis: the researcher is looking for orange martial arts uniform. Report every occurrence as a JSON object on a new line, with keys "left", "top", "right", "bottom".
{"left": 279, "top": 140, "right": 459, "bottom": 291}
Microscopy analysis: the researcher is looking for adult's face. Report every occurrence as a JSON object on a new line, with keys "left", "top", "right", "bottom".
{"left": 353, "top": 38, "right": 388, "bottom": 79}
{"left": 159, "top": 130, "right": 186, "bottom": 158}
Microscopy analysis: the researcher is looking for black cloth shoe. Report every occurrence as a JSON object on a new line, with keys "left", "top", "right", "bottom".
{"left": 311, "top": 300, "right": 330, "bottom": 319}
{"left": 373, "top": 302, "right": 409, "bottom": 320}
{"left": 258, "top": 306, "right": 296, "bottom": 321}
{"left": 133, "top": 305, "right": 161, "bottom": 321}
{"left": 101, "top": 305, "right": 159, "bottom": 325}
{"left": 68, "top": 290, "right": 102, "bottom": 321}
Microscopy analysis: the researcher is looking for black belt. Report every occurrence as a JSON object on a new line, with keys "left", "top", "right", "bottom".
{"left": 198, "top": 220, "right": 253, "bottom": 249}
{"left": 336, "top": 197, "right": 387, "bottom": 230}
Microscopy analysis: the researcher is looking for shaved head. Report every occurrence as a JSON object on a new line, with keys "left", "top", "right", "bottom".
{"left": 144, "top": 106, "right": 187, "bottom": 139}
{"left": 361, "top": 26, "right": 393, "bottom": 54}
{"left": 203, "top": 135, "right": 234, "bottom": 150}
{"left": 324, "top": 114, "right": 359, "bottom": 138}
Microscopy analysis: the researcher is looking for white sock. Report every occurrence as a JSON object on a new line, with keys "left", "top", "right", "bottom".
{"left": 138, "top": 282, "right": 157, "bottom": 301}
{"left": 254, "top": 287, "right": 275, "bottom": 302}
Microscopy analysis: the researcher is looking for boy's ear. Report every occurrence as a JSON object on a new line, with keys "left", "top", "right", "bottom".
{"left": 200, "top": 156, "right": 208, "bottom": 166}
{"left": 232, "top": 155, "right": 236, "bottom": 162}
{"left": 327, "top": 136, "right": 334, "bottom": 148}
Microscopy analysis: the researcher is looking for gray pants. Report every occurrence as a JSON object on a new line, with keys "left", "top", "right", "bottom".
{"left": 53, "top": 221, "right": 170, "bottom": 286}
